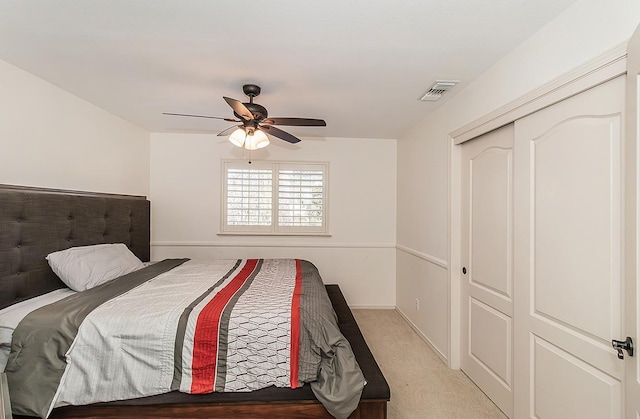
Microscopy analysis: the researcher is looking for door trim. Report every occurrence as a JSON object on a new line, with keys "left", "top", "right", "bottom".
{"left": 451, "top": 42, "right": 627, "bottom": 145}
{"left": 624, "top": 23, "right": 640, "bottom": 419}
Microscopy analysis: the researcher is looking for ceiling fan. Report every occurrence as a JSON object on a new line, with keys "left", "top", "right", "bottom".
{"left": 163, "top": 84, "right": 326, "bottom": 150}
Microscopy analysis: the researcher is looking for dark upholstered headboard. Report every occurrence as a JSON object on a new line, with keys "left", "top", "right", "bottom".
{"left": 0, "top": 184, "right": 150, "bottom": 309}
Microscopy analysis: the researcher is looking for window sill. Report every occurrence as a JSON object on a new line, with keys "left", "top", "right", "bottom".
{"left": 217, "top": 232, "right": 332, "bottom": 237}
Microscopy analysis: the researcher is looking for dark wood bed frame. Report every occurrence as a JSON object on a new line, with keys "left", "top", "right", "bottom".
{"left": 0, "top": 185, "right": 389, "bottom": 419}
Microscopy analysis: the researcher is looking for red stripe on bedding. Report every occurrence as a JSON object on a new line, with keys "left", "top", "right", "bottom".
{"left": 190, "top": 259, "right": 259, "bottom": 394}
{"left": 290, "top": 259, "right": 302, "bottom": 388}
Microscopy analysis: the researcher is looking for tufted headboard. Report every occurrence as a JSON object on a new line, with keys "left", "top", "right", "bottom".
{"left": 0, "top": 184, "right": 150, "bottom": 309}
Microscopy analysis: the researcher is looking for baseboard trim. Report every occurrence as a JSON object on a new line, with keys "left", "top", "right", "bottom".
{"left": 395, "top": 307, "right": 449, "bottom": 365}
{"left": 349, "top": 305, "right": 396, "bottom": 310}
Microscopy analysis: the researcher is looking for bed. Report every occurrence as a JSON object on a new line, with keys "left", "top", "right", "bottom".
{"left": 0, "top": 184, "right": 390, "bottom": 418}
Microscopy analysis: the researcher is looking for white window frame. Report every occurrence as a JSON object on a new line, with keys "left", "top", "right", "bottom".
{"left": 221, "top": 160, "right": 329, "bottom": 235}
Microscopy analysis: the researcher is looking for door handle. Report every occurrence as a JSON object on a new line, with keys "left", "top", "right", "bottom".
{"left": 611, "top": 337, "right": 634, "bottom": 359}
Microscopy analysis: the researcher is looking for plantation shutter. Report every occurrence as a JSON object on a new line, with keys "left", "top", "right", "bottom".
{"left": 278, "top": 165, "right": 325, "bottom": 232}
{"left": 224, "top": 164, "right": 273, "bottom": 232}
{"left": 222, "top": 161, "right": 328, "bottom": 234}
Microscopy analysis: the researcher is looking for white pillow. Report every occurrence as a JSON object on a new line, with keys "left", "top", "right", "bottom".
{"left": 46, "top": 243, "right": 145, "bottom": 292}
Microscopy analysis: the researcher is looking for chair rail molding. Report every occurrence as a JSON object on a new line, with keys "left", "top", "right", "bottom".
{"left": 151, "top": 241, "right": 395, "bottom": 249}
{"left": 396, "top": 244, "right": 448, "bottom": 269}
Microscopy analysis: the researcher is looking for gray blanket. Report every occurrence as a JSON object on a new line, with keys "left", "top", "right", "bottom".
{"left": 6, "top": 259, "right": 364, "bottom": 418}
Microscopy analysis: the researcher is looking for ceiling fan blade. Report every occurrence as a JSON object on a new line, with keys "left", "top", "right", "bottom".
{"left": 223, "top": 97, "right": 254, "bottom": 121}
{"left": 260, "top": 125, "right": 301, "bottom": 144}
{"left": 262, "top": 117, "right": 326, "bottom": 127}
{"left": 217, "top": 125, "right": 242, "bottom": 136}
{"left": 163, "top": 112, "right": 239, "bottom": 122}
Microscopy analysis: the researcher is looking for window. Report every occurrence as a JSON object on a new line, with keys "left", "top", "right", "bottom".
{"left": 222, "top": 161, "right": 328, "bottom": 235}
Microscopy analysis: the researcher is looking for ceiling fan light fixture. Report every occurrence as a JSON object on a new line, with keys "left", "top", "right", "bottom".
{"left": 228, "top": 127, "right": 270, "bottom": 150}
{"left": 244, "top": 129, "right": 270, "bottom": 150}
{"left": 228, "top": 128, "right": 247, "bottom": 148}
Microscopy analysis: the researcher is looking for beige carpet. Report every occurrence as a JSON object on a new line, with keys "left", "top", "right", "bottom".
{"left": 352, "top": 309, "right": 507, "bottom": 419}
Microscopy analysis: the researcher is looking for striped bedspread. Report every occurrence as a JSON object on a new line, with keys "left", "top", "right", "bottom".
{"left": 6, "top": 259, "right": 365, "bottom": 419}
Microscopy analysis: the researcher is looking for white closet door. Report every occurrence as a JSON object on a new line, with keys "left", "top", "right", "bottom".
{"left": 513, "top": 76, "right": 626, "bottom": 418}
{"left": 461, "top": 124, "right": 514, "bottom": 418}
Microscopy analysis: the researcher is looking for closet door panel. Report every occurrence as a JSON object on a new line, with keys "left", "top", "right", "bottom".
{"left": 470, "top": 147, "right": 512, "bottom": 299}
{"left": 533, "top": 117, "right": 618, "bottom": 340}
{"left": 461, "top": 124, "right": 514, "bottom": 418}
{"left": 514, "top": 76, "right": 625, "bottom": 418}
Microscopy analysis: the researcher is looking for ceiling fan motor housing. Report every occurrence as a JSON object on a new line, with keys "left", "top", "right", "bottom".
{"left": 236, "top": 102, "right": 268, "bottom": 121}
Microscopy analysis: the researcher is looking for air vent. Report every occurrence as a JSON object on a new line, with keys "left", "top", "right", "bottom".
{"left": 420, "top": 80, "right": 459, "bottom": 101}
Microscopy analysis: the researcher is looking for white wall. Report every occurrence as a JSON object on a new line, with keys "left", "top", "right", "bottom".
{"left": 0, "top": 60, "right": 150, "bottom": 196}
{"left": 396, "top": 0, "right": 640, "bottom": 362}
{"left": 150, "top": 133, "right": 397, "bottom": 308}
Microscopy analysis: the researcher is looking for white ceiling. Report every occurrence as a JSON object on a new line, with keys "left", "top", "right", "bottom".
{"left": 0, "top": 0, "right": 578, "bottom": 140}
